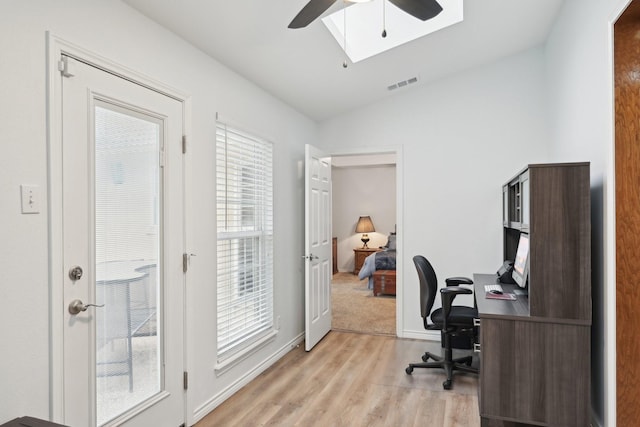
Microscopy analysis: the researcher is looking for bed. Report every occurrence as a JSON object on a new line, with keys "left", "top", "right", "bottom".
{"left": 357, "top": 233, "right": 397, "bottom": 291}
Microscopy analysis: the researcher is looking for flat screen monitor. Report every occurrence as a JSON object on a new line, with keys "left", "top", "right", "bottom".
{"left": 512, "top": 233, "right": 530, "bottom": 288}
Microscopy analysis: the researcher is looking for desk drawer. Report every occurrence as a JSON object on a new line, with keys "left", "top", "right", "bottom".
{"left": 473, "top": 318, "right": 481, "bottom": 353}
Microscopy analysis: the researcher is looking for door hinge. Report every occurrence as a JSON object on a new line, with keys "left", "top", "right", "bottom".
{"left": 159, "top": 148, "right": 165, "bottom": 168}
{"left": 182, "top": 135, "right": 187, "bottom": 154}
{"left": 183, "top": 371, "right": 188, "bottom": 390}
{"left": 183, "top": 253, "right": 188, "bottom": 273}
{"left": 58, "top": 56, "right": 75, "bottom": 78}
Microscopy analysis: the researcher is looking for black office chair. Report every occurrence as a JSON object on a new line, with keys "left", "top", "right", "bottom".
{"left": 405, "top": 255, "right": 478, "bottom": 389}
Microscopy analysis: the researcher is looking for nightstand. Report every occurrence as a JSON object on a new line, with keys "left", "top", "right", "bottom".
{"left": 353, "top": 247, "right": 379, "bottom": 275}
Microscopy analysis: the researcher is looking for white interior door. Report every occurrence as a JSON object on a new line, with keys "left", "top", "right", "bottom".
{"left": 304, "top": 144, "right": 332, "bottom": 351}
{"left": 59, "top": 55, "right": 184, "bottom": 427}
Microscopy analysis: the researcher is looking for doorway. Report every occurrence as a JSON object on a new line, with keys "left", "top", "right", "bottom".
{"left": 330, "top": 153, "right": 398, "bottom": 336}
{"left": 614, "top": 3, "right": 640, "bottom": 426}
{"left": 49, "top": 38, "right": 186, "bottom": 427}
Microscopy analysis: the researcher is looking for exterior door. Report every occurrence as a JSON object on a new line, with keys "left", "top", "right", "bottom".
{"left": 304, "top": 144, "right": 332, "bottom": 351}
{"left": 59, "top": 55, "right": 184, "bottom": 427}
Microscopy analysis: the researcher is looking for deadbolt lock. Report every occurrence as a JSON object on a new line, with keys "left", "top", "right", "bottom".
{"left": 69, "top": 266, "right": 83, "bottom": 281}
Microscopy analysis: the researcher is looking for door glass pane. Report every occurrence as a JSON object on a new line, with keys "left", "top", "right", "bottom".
{"left": 94, "top": 104, "right": 162, "bottom": 426}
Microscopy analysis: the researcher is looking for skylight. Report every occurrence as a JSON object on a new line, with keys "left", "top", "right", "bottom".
{"left": 322, "top": 0, "right": 463, "bottom": 63}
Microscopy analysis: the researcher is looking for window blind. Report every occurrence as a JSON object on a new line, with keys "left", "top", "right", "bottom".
{"left": 216, "top": 122, "right": 274, "bottom": 359}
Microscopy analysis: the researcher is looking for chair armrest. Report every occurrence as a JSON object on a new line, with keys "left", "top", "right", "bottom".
{"left": 445, "top": 276, "right": 473, "bottom": 286}
{"left": 440, "top": 286, "right": 472, "bottom": 299}
{"left": 440, "top": 286, "right": 473, "bottom": 325}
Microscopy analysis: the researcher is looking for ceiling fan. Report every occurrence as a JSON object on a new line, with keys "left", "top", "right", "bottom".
{"left": 288, "top": 0, "right": 443, "bottom": 29}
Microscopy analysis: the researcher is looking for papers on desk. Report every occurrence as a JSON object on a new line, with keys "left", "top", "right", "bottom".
{"left": 485, "top": 292, "right": 517, "bottom": 301}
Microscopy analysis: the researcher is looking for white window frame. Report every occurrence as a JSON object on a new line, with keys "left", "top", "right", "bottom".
{"left": 215, "top": 121, "right": 274, "bottom": 367}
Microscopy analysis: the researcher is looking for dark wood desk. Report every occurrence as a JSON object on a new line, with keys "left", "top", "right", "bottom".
{"left": 474, "top": 274, "right": 529, "bottom": 319}
{"left": 473, "top": 273, "right": 590, "bottom": 427}
{"left": 475, "top": 163, "right": 591, "bottom": 426}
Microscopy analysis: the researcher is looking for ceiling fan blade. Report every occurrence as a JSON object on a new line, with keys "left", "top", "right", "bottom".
{"left": 388, "top": 0, "right": 443, "bottom": 21}
{"left": 289, "top": 0, "right": 338, "bottom": 29}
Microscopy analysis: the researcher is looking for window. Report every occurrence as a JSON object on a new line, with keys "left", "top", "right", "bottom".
{"left": 216, "top": 122, "right": 274, "bottom": 360}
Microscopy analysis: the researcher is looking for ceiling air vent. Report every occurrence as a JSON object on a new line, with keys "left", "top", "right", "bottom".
{"left": 387, "top": 76, "right": 419, "bottom": 91}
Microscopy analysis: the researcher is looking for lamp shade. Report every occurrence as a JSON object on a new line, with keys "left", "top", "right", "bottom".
{"left": 355, "top": 216, "right": 375, "bottom": 233}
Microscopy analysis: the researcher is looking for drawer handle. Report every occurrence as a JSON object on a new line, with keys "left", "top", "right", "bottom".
{"left": 474, "top": 343, "right": 481, "bottom": 353}
{"left": 473, "top": 318, "right": 481, "bottom": 327}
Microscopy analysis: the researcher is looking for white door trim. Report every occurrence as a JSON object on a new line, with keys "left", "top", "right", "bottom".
{"left": 46, "top": 33, "right": 191, "bottom": 424}
{"left": 328, "top": 146, "right": 404, "bottom": 337}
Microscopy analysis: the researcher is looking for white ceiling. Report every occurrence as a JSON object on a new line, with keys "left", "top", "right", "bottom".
{"left": 122, "top": 0, "right": 565, "bottom": 122}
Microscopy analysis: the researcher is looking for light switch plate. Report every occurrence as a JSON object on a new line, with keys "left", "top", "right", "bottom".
{"left": 21, "top": 184, "right": 40, "bottom": 214}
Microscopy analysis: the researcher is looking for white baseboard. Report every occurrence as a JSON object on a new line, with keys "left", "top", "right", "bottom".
{"left": 399, "top": 329, "right": 441, "bottom": 341}
{"left": 191, "top": 332, "right": 305, "bottom": 424}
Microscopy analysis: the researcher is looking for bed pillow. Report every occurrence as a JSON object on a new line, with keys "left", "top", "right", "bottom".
{"left": 386, "top": 234, "right": 396, "bottom": 250}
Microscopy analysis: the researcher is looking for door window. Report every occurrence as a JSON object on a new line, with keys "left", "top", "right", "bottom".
{"left": 94, "top": 104, "right": 162, "bottom": 425}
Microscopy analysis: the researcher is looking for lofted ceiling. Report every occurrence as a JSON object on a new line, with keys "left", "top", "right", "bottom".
{"left": 122, "top": 0, "right": 565, "bottom": 122}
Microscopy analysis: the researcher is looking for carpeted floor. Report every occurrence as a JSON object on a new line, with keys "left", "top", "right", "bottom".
{"left": 331, "top": 272, "right": 396, "bottom": 335}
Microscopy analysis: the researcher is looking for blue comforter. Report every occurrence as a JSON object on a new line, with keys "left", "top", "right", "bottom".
{"left": 358, "top": 250, "right": 396, "bottom": 289}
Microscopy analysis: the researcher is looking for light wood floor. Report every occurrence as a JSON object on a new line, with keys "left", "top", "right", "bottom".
{"left": 195, "top": 331, "right": 481, "bottom": 427}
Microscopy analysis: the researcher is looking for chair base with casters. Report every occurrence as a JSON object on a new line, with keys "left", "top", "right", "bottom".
{"left": 405, "top": 256, "right": 479, "bottom": 390}
{"left": 405, "top": 327, "right": 478, "bottom": 390}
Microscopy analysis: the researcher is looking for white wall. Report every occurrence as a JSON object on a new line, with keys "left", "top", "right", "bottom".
{"left": 319, "top": 47, "right": 552, "bottom": 336}
{"left": 544, "top": 0, "right": 631, "bottom": 425}
{"left": 0, "top": 0, "right": 315, "bottom": 424}
{"left": 332, "top": 165, "right": 396, "bottom": 272}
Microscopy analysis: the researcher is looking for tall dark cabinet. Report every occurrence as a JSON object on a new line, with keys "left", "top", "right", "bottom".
{"left": 475, "top": 162, "right": 591, "bottom": 427}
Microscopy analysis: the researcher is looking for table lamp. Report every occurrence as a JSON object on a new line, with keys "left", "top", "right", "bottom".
{"left": 355, "top": 216, "right": 375, "bottom": 248}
